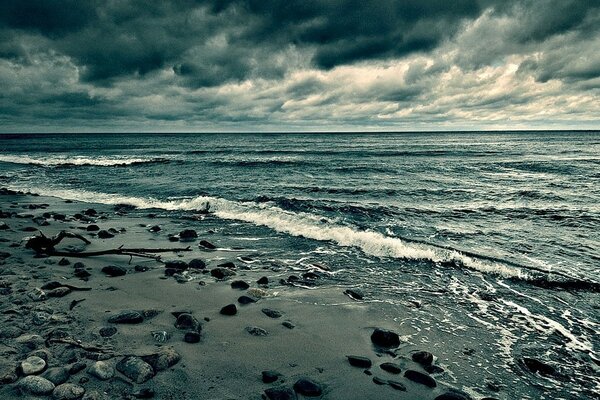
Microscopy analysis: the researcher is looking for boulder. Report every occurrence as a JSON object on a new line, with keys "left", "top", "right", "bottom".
{"left": 370, "top": 328, "right": 400, "bottom": 348}
{"left": 347, "top": 355, "right": 372, "bottom": 368}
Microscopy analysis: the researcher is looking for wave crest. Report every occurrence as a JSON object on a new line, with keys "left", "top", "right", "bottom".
{"left": 0, "top": 155, "right": 169, "bottom": 167}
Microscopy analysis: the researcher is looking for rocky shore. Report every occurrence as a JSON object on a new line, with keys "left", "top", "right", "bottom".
{"left": 0, "top": 189, "right": 499, "bottom": 399}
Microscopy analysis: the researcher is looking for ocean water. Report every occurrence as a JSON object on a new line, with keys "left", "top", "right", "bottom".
{"left": 1, "top": 131, "right": 599, "bottom": 398}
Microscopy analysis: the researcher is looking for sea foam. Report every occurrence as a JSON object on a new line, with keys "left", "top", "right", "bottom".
{"left": 0, "top": 155, "right": 167, "bottom": 167}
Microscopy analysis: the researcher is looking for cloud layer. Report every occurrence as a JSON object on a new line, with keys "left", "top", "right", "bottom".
{"left": 0, "top": 0, "right": 598, "bottom": 131}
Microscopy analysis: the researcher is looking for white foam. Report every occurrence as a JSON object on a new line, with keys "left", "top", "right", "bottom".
{"left": 0, "top": 154, "right": 164, "bottom": 167}
{"left": 7, "top": 185, "right": 531, "bottom": 279}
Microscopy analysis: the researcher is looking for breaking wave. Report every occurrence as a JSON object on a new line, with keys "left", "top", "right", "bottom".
{"left": 0, "top": 155, "right": 169, "bottom": 167}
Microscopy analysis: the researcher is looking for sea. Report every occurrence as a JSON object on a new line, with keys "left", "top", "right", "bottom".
{"left": 1, "top": 131, "right": 599, "bottom": 399}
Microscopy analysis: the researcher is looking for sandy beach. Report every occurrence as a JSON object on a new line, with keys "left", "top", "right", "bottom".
{"left": 0, "top": 189, "right": 486, "bottom": 400}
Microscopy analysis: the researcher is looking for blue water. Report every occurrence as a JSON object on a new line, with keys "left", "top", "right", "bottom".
{"left": 1, "top": 132, "right": 599, "bottom": 398}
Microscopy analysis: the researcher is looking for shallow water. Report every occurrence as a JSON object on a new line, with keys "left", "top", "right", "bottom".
{"left": 1, "top": 131, "right": 599, "bottom": 398}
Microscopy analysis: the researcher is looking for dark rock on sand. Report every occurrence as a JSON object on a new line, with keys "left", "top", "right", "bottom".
{"left": 47, "top": 287, "right": 72, "bottom": 297}
{"left": 184, "top": 332, "right": 201, "bottom": 343}
{"left": 135, "top": 265, "right": 150, "bottom": 272}
{"left": 344, "top": 288, "right": 364, "bottom": 300}
{"left": 262, "top": 370, "right": 281, "bottom": 384}
{"left": 211, "top": 267, "right": 236, "bottom": 279}
{"left": 246, "top": 326, "right": 269, "bottom": 336}
{"left": 218, "top": 261, "right": 236, "bottom": 269}
{"left": 84, "top": 209, "right": 97, "bottom": 216}
{"left": 164, "top": 260, "right": 188, "bottom": 270}
{"left": 179, "top": 229, "right": 198, "bottom": 240}
{"left": 262, "top": 308, "right": 283, "bottom": 318}
{"left": 231, "top": 280, "right": 250, "bottom": 290}
{"left": 74, "top": 269, "right": 91, "bottom": 279}
{"left": 522, "top": 357, "right": 557, "bottom": 376}
{"left": 264, "top": 387, "right": 296, "bottom": 400}
{"left": 86, "top": 225, "right": 100, "bottom": 232}
{"left": 102, "top": 265, "right": 126, "bottom": 277}
{"left": 58, "top": 258, "right": 70, "bottom": 266}
{"left": 371, "top": 328, "right": 400, "bottom": 348}
{"left": 404, "top": 370, "right": 436, "bottom": 388}
{"left": 372, "top": 376, "right": 387, "bottom": 385}
{"left": 188, "top": 258, "right": 206, "bottom": 269}
{"left": 389, "top": 381, "right": 407, "bottom": 391}
{"left": 347, "top": 355, "right": 372, "bottom": 368}
{"left": 116, "top": 356, "right": 155, "bottom": 383}
{"left": 424, "top": 365, "right": 445, "bottom": 374}
{"left": 220, "top": 304, "right": 237, "bottom": 316}
{"left": 175, "top": 313, "right": 200, "bottom": 330}
{"left": 380, "top": 362, "right": 402, "bottom": 374}
{"left": 257, "top": 276, "right": 269, "bottom": 285}
{"left": 282, "top": 321, "right": 296, "bottom": 329}
{"left": 199, "top": 240, "right": 216, "bottom": 249}
{"left": 238, "top": 295, "right": 257, "bottom": 305}
{"left": 141, "top": 346, "right": 181, "bottom": 371}
{"left": 108, "top": 310, "right": 144, "bottom": 324}
{"left": 42, "top": 367, "right": 70, "bottom": 385}
{"left": 99, "top": 326, "right": 117, "bottom": 337}
{"left": 293, "top": 378, "right": 322, "bottom": 396}
{"left": 435, "top": 392, "right": 472, "bottom": 400}
{"left": 149, "top": 225, "right": 161, "bottom": 232}
{"left": 97, "top": 230, "right": 114, "bottom": 239}
{"left": 412, "top": 351, "right": 434, "bottom": 366}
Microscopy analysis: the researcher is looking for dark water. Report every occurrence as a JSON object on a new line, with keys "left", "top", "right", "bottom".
{"left": 1, "top": 132, "right": 599, "bottom": 398}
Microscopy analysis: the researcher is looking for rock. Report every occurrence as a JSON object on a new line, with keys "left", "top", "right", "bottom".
{"left": 370, "top": 328, "right": 400, "bottom": 348}
{"left": 404, "top": 370, "right": 436, "bottom": 388}
{"left": 88, "top": 361, "right": 114, "bottom": 380}
{"left": 53, "top": 383, "right": 85, "bottom": 399}
{"left": 343, "top": 288, "right": 364, "bottom": 300}
{"left": 21, "top": 355, "right": 47, "bottom": 375}
{"left": 435, "top": 393, "right": 472, "bottom": 400}
{"left": 199, "top": 240, "right": 216, "bottom": 249}
{"left": 97, "top": 230, "right": 114, "bottom": 239}
{"left": 28, "top": 287, "right": 47, "bottom": 301}
{"left": 19, "top": 375, "right": 55, "bottom": 395}
{"left": 264, "top": 387, "right": 296, "bottom": 400}
{"left": 132, "top": 388, "right": 155, "bottom": 398}
{"left": 245, "top": 326, "right": 269, "bottom": 336}
{"left": 151, "top": 330, "right": 171, "bottom": 343}
{"left": 412, "top": 351, "right": 434, "bottom": 366}
{"left": 347, "top": 355, "right": 372, "bottom": 368}
{"left": 372, "top": 376, "right": 387, "bottom": 385}
{"left": 282, "top": 321, "right": 296, "bottom": 329}
{"left": 231, "top": 280, "right": 249, "bottom": 290}
{"left": 262, "top": 308, "right": 282, "bottom": 318}
{"left": 379, "top": 362, "right": 402, "bottom": 374}
{"left": 101, "top": 265, "right": 126, "bottom": 277}
{"left": 0, "top": 366, "right": 18, "bottom": 384}
{"left": 108, "top": 310, "right": 144, "bottom": 324}
{"left": 522, "top": 357, "right": 556, "bottom": 376}
{"left": 424, "top": 365, "right": 444, "bottom": 374}
{"left": 99, "top": 326, "right": 117, "bottom": 337}
{"left": 0, "top": 222, "right": 9, "bottom": 230}
{"left": 175, "top": 313, "right": 200, "bottom": 330}
{"left": 84, "top": 209, "right": 97, "bottom": 217}
{"left": 86, "top": 225, "right": 100, "bottom": 232}
{"left": 43, "top": 367, "right": 70, "bottom": 385}
{"left": 184, "top": 332, "right": 201, "bottom": 343}
{"left": 257, "top": 276, "right": 269, "bottom": 285}
{"left": 47, "top": 287, "right": 72, "bottom": 297}
{"left": 220, "top": 304, "right": 237, "bottom": 316}
{"left": 134, "top": 265, "right": 150, "bottom": 272}
{"left": 217, "top": 261, "right": 236, "bottom": 269}
{"left": 293, "top": 378, "right": 322, "bottom": 396}
{"left": 142, "top": 347, "right": 181, "bottom": 371}
{"left": 68, "top": 363, "right": 87, "bottom": 375}
{"left": 238, "top": 295, "right": 257, "bottom": 305}
{"left": 188, "top": 258, "right": 206, "bottom": 269}
{"left": 74, "top": 269, "right": 91, "bottom": 279}
{"left": 164, "top": 260, "right": 188, "bottom": 270}
{"left": 58, "top": 258, "right": 71, "bottom": 266}
{"left": 179, "top": 229, "right": 198, "bottom": 240}
{"left": 116, "top": 356, "right": 155, "bottom": 384}
{"left": 73, "top": 262, "right": 85, "bottom": 269}
{"left": 210, "top": 267, "right": 236, "bottom": 279}
{"left": 262, "top": 370, "right": 281, "bottom": 383}
{"left": 149, "top": 225, "right": 161, "bottom": 232}
{"left": 388, "top": 380, "right": 407, "bottom": 391}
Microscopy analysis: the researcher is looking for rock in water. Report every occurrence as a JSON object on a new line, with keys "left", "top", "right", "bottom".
{"left": 179, "top": 229, "right": 198, "bottom": 240}
{"left": 102, "top": 265, "right": 126, "bottom": 277}
{"left": 220, "top": 304, "right": 237, "bottom": 315}
{"left": 344, "top": 288, "right": 364, "bottom": 300}
{"left": 53, "top": 383, "right": 85, "bottom": 399}
{"left": 522, "top": 357, "right": 557, "bottom": 376}
{"left": 404, "top": 370, "right": 436, "bottom": 388}
{"left": 188, "top": 258, "right": 206, "bottom": 269}
{"left": 88, "top": 361, "right": 114, "bottom": 380}
{"left": 19, "top": 375, "right": 55, "bottom": 395}
{"left": 293, "top": 378, "right": 322, "bottom": 396}
{"left": 21, "top": 356, "right": 46, "bottom": 375}
{"left": 142, "top": 347, "right": 181, "bottom": 371}
{"left": 199, "top": 240, "right": 216, "bottom": 249}
{"left": 257, "top": 276, "right": 269, "bottom": 285}
{"left": 412, "top": 351, "right": 434, "bottom": 366}
{"left": 346, "top": 355, "right": 372, "bottom": 368}
{"left": 108, "top": 310, "right": 144, "bottom": 324}
{"left": 370, "top": 328, "right": 400, "bottom": 348}
{"left": 116, "top": 357, "right": 155, "bottom": 384}
{"left": 264, "top": 387, "right": 296, "bottom": 400}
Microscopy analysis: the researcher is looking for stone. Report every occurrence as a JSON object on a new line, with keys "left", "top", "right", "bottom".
{"left": 179, "top": 229, "right": 198, "bottom": 240}
{"left": 522, "top": 357, "right": 556, "bottom": 376}
{"left": 262, "top": 370, "right": 281, "bottom": 383}
{"left": 282, "top": 321, "right": 296, "bottom": 329}
{"left": 262, "top": 308, "right": 282, "bottom": 318}
{"left": 164, "top": 260, "right": 188, "bottom": 270}
{"left": 97, "top": 230, "right": 114, "bottom": 239}
{"left": 0, "top": 222, "right": 9, "bottom": 230}
{"left": 175, "top": 313, "right": 199, "bottom": 330}
{"left": 404, "top": 370, "right": 436, "bottom": 388}
{"left": 53, "top": 383, "right": 85, "bottom": 399}
{"left": 435, "top": 393, "right": 472, "bottom": 400}
{"left": 379, "top": 362, "right": 402, "bottom": 374}
{"left": 58, "top": 258, "right": 71, "bottom": 266}
{"left": 69, "top": 363, "right": 87, "bottom": 375}
{"left": 21, "top": 355, "right": 47, "bottom": 375}
{"left": 43, "top": 367, "right": 70, "bottom": 385}
{"left": 347, "top": 355, "right": 372, "bottom": 368}
{"left": 264, "top": 387, "right": 296, "bottom": 400}
{"left": 372, "top": 376, "right": 387, "bottom": 385}
{"left": 116, "top": 356, "right": 155, "bottom": 384}
{"left": 101, "top": 265, "right": 126, "bottom": 277}
{"left": 149, "top": 225, "right": 161, "bottom": 232}
{"left": 220, "top": 304, "right": 237, "bottom": 315}
{"left": 142, "top": 347, "right": 181, "bottom": 371}
{"left": 389, "top": 381, "right": 407, "bottom": 391}
{"left": 424, "top": 365, "right": 444, "bottom": 374}
{"left": 238, "top": 295, "right": 257, "bottom": 305}
{"left": 231, "top": 280, "right": 249, "bottom": 290}
{"left": 74, "top": 269, "right": 91, "bottom": 279}
{"left": 99, "top": 326, "right": 117, "bottom": 337}
{"left": 245, "top": 326, "right": 268, "bottom": 336}
{"left": 293, "top": 378, "right": 322, "bottom": 396}
{"left": 199, "top": 240, "right": 216, "bottom": 249}
{"left": 217, "top": 261, "right": 236, "bottom": 269}
{"left": 412, "top": 351, "right": 434, "bottom": 366}
{"left": 0, "top": 366, "right": 18, "bottom": 384}
{"left": 343, "top": 288, "right": 364, "bottom": 300}
{"left": 88, "top": 361, "right": 114, "bottom": 380}
{"left": 84, "top": 209, "right": 97, "bottom": 216}
{"left": 132, "top": 388, "right": 155, "bottom": 398}
{"left": 108, "top": 310, "right": 144, "bottom": 324}
{"left": 188, "top": 258, "right": 206, "bottom": 269}
{"left": 19, "top": 375, "right": 55, "bottom": 395}
{"left": 257, "top": 276, "right": 269, "bottom": 285}
{"left": 134, "top": 265, "right": 150, "bottom": 272}
{"left": 371, "top": 328, "right": 400, "bottom": 348}
{"left": 184, "top": 332, "right": 201, "bottom": 343}
{"left": 87, "top": 225, "right": 100, "bottom": 231}
{"left": 47, "top": 287, "right": 72, "bottom": 297}
{"left": 210, "top": 267, "right": 235, "bottom": 279}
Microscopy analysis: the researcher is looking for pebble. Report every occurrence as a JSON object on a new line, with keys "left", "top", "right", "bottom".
{"left": 47, "top": 287, "right": 72, "bottom": 297}
{"left": 58, "top": 258, "right": 71, "bottom": 266}
{"left": 246, "top": 326, "right": 269, "bottom": 336}
{"left": 19, "top": 375, "right": 55, "bottom": 395}
{"left": 257, "top": 276, "right": 269, "bottom": 285}
{"left": 101, "top": 265, "right": 126, "bottom": 277}
{"left": 389, "top": 380, "right": 407, "bottom": 391}
{"left": 370, "top": 328, "right": 400, "bottom": 348}
{"left": 293, "top": 378, "right": 322, "bottom": 396}
{"left": 43, "top": 367, "right": 70, "bottom": 385}
{"left": 281, "top": 321, "right": 295, "bottom": 329}
{"left": 210, "top": 267, "right": 236, "bottom": 279}
{"left": 238, "top": 295, "right": 257, "bottom": 305}
{"left": 343, "top": 288, "right": 364, "bottom": 300}
{"left": 116, "top": 356, "right": 155, "bottom": 383}
{"left": 379, "top": 362, "right": 402, "bottom": 374}
{"left": 199, "top": 240, "right": 216, "bottom": 249}
{"left": 97, "top": 230, "right": 114, "bottom": 239}
{"left": 175, "top": 313, "right": 200, "bottom": 330}
{"left": 347, "top": 355, "right": 372, "bottom": 368}
{"left": 231, "top": 280, "right": 250, "bottom": 290}
{"left": 372, "top": 376, "right": 387, "bottom": 385}
{"left": 262, "top": 308, "right": 282, "bottom": 318}
{"left": 108, "top": 310, "right": 144, "bottom": 324}
{"left": 220, "top": 304, "right": 237, "bottom": 316}
{"left": 88, "top": 361, "right": 114, "bottom": 380}
{"left": 149, "top": 225, "right": 161, "bottom": 232}
{"left": 184, "top": 332, "right": 201, "bottom": 343}
{"left": 99, "top": 326, "right": 117, "bottom": 337}
{"left": 141, "top": 347, "right": 181, "bottom": 371}
{"left": 68, "top": 362, "right": 87, "bottom": 375}
{"left": 404, "top": 370, "right": 436, "bottom": 388}
{"left": 262, "top": 370, "right": 281, "bottom": 383}
{"left": 53, "top": 383, "right": 86, "bottom": 399}
{"left": 412, "top": 351, "right": 434, "bottom": 366}
{"left": 435, "top": 393, "right": 472, "bottom": 400}
{"left": 264, "top": 387, "right": 296, "bottom": 400}
{"left": 164, "top": 260, "right": 188, "bottom": 270}
{"left": 21, "top": 355, "right": 47, "bottom": 375}
{"left": 188, "top": 258, "right": 206, "bottom": 269}
{"left": 179, "top": 229, "right": 198, "bottom": 240}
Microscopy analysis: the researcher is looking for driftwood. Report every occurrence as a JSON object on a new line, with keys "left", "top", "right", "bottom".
{"left": 26, "top": 230, "right": 192, "bottom": 262}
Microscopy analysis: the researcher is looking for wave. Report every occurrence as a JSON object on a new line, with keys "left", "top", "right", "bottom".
{"left": 0, "top": 155, "right": 169, "bottom": 167}
{"left": 6, "top": 185, "right": 599, "bottom": 290}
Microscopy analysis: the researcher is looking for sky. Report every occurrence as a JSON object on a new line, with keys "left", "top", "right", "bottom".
{"left": 0, "top": 0, "right": 599, "bottom": 132}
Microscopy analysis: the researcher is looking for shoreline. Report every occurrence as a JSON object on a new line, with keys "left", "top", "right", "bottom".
{"left": 0, "top": 190, "right": 482, "bottom": 399}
